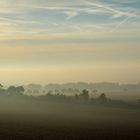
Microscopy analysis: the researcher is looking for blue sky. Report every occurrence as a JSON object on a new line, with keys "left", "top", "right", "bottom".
{"left": 0, "top": 0, "right": 140, "bottom": 85}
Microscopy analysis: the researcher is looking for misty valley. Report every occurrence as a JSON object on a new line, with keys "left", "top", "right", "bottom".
{"left": 1, "top": 0, "right": 140, "bottom": 139}
{"left": 0, "top": 82, "right": 139, "bottom": 140}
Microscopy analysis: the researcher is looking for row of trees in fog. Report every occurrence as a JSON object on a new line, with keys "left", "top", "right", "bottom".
{"left": 25, "top": 82, "right": 140, "bottom": 94}
{"left": 0, "top": 84, "right": 140, "bottom": 106}
{"left": 0, "top": 84, "right": 25, "bottom": 96}
{"left": 0, "top": 84, "right": 114, "bottom": 104}
{"left": 0, "top": 85, "right": 106, "bottom": 102}
{"left": 38, "top": 89, "right": 108, "bottom": 103}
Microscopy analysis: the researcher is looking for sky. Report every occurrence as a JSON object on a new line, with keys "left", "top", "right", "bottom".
{"left": 0, "top": 0, "right": 140, "bottom": 85}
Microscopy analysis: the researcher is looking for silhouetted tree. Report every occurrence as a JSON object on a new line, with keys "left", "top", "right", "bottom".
{"left": 61, "top": 89, "right": 67, "bottom": 93}
{"left": 16, "top": 86, "right": 25, "bottom": 95}
{"left": 79, "top": 89, "right": 89, "bottom": 101}
{"left": 98, "top": 93, "right": 107, "bottom": 103}
{"left": 0, "top": 84, "right": 5, "bottom": 95}
{"left": 0, "top": 84, "right": 3, "bottom": 88}
{"left": 7, "top": 86, "right": 16, "bottom": 95}
{"left": 45, "top": 91, "right": 53, "bottom": 100}
{"left": 7, "top": 86, "right": 24, "bottom": 96}
{"left": 74, "top": 94, "right": 79, "bottom": 100}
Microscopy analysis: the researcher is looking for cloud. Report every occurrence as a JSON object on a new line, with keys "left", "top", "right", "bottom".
{"left": 108, "top": 0, "right": 139, "bottom": 4}
{"left": 110, "top": 16, "right": 131, "bottom": 32}
{"left": 63, "top": 11, "right": 78, "bottom": 20}
{"left": 85, "top": 1, "right": 139, "bottom": 18}
{"left": 0, "top": 17, "right": 38, "bottom": 24}
{"left": 0, "top": 0, "right": 139, "bottom": 41}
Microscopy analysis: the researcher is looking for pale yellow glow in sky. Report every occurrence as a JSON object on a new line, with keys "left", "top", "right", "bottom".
{"left": 0, "top": 62, "right": 140, "bottom": 85}
{"left": 0, "top": 0, "right": 140, "bottom": 85}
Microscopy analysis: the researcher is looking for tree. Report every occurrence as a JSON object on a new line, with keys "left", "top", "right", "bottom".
{"left": 16, "top": 86, "right": 25, "bottom": 95}
{"left": 0, "top": 84, "right": 3, "bottom": 88}
{"left": 7, "top": 86, "right": 16, "bottom": 95}
{"left": 74, "top": 94, "right": 79, "bottom": 100}
{"left": 0, "top": 84, "right": 5, "bottom": 95}
{"left": 98, "top": 93, "right": 107, "bottom": 103}
{"left": 7, "top": 86, "right": 24, "bottom": 96}
{"left": 79, "top": 89, "right": 89, "bottom": 101}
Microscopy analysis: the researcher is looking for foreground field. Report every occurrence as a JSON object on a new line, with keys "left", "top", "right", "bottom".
{"left": 0, "top": 100, "right": 139, "bottom": 140}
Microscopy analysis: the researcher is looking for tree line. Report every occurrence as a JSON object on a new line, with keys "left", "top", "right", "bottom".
{"left": 0, "top": 84, "right": 140, "bottom": 107}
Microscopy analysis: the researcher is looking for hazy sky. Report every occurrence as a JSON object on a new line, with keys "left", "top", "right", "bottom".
{"left": 0, "top": 0, "right": 140, "bottom": 85}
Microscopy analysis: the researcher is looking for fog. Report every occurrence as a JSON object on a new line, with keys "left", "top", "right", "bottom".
{"left": 23, "top": 82, "right": 140, "bottom": 102}
{"left": 0, "top": 84, "right": 140, "bottom": 139}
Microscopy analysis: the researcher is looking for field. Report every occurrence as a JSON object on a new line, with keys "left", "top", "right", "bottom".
{"left": 0, "top": 99, "right": 139, "bottom": 140}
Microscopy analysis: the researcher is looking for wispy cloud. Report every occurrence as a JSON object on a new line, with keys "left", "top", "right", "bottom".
{"left": 108, "top": 0, "right": 139, "bottom": 4}
{"left": 85, "top": 0, "right": 139, "bottom": 18}
{"left": 63, "top": 11, "right": 78, "bottom": 20}
{"left": 110, "top": 16, "right": 132, "bottom": 32}
{"left": 0, "top": 17, "right": 38, "bottom": 24}
{"left": 0, "top": 0, "right": 139, "bottom": 41}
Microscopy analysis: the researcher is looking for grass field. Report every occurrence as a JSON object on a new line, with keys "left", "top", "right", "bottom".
{"left": 0, "top": 99, "right": 139, "bottom": 140}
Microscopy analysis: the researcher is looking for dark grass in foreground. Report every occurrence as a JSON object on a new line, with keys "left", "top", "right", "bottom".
{"left": 0, "top": 100, "right": 139, "bottom": 140}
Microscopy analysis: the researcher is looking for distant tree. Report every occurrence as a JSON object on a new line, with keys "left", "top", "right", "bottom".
{"left": 47, "top": 90, "right": 53, "bottom": 95}
{"left": 74, "top": 94, "right": 79, "bottom": 100}
{"left": 0, "top": 84, "right": 5, "bottom": 95}
{"left": 79, "top": 89, "right": 89, "bottom": 101}
{"left": 7, "top": 86, "right": 24, "bottom": 96}
{"left": 16, "top": 86, "right": 25, "bottom": 95}
{"left": 98, "top": 93, "right": 107, "bottom": 103}
{"left": 7, "top": 86, "right": 16, "bottom": 95}
{"left": 46, "top": 91, "right": 53, "bottom": 99}
{"left": 0, "top": 84, "right": 3, "bottom": 88}
{"left": 61, "top": 89, "right": 67, "bottom": 93}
